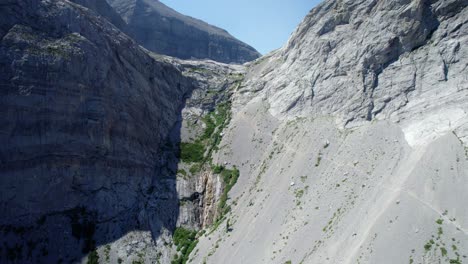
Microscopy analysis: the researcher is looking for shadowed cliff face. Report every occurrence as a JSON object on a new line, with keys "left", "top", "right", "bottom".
{"left": 107, "top": 0, "right": 261, "bottom": 64}
{"left": 0, "top": 0, "right": 194, "bottom": 262}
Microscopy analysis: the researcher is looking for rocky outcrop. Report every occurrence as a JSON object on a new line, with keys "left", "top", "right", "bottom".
{"left": 0, "top": 0, "right": 194, "bottom": 263}
{"left": 241, "top": 0, "right": 468, "bottom": 137}
{"left": 70, "top": 0, "right": 127, "bottom": 31}
{"left": 107, "top": 0, "right": 261, "bottom": 64}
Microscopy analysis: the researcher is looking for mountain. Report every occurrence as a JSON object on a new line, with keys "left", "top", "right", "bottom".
{"left": 189, "top": 0, "right": 468, "bottom": 263}
{"left": 106, "top": 0, "right": 261, "bottom": 64}
{"left": 0, "top": 0, "right": 193, "bottom": 262}
{"left": 1, "top": 0, "right": 467, "bottom": 263}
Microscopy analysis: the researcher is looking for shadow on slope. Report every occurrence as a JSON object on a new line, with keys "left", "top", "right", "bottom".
{"left": 0, "top": 0, "right": 194, "bottom": 262}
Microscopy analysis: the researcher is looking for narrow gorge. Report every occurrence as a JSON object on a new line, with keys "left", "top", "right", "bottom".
{"left": 1, "top": 0, "right": 467, "bottom": 264}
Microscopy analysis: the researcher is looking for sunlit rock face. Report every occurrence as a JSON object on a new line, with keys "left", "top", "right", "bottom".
{"left": 107, "top": 0, "right": 261, "bottom": 64}
{"left": 190, "top": 0, "right": 468, "bottom": 263}
{"left": 1, "top": 0, "right": 468, "bottom": 263}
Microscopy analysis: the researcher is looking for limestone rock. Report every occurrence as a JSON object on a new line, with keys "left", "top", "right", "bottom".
{"left": 190, "top": 1, "right": 468, "bottom": 263}
{"left": 0, "top": 0, "right": 193, "bottom": 262}
{"left": 107, "top": 0, "right": 261, "bottom": 64}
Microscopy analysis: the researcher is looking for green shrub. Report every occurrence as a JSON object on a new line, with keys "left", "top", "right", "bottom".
{"left": 438, "top": 227, "right": 443, "bottom": 236}
{"left": 424, "top": 242, "right": 432, "bottom": 251}
{"left": 217, "top": 167, "right": 240, "bottom": 219}
{"left": 213, "top": 165, "right": 225, "bottom": 174}
{"left": 201, "top": 102, "right": 230, "bottom": 141}
{"left": 179, "top": 142, "right": 205, "bottom": 163}
{"left": 201, "top": 115, "right": 216, "bottom": 140}
{"left": 189, "top": 163, "right": 201, "bottom": 174}
{"left": 172, "top": 228, "right": 198, "bottom": 264}
{"left": 440, "top": 247, "right": 447, "bottom": 256}
{"left": 87, "top": 250, "right": 99, "bottom": 264}
{"left": 315, "top": 154, "right": 322, "bottom": 167}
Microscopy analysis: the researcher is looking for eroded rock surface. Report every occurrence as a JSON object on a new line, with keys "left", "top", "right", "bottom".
{"left": 0, "top": 0, "right": 193, "bottom": 262}
{"left": 191, "top": 0, "right": 468, "bottom": 263}
{"left": 107, "top": 0, "right": 261, "bottom": 64}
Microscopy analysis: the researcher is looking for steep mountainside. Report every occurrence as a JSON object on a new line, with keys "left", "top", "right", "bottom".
{"left": 2, "top": 0, "right": 468, "bottom": 264}
{"left": 191, "top": 0, "right": 468, "bottom": 263}
{"left": 106, "top": 0, "right": 261, "bottom": 64}
{"left": 0, "top": 0, "right": 194, "bottom": 263}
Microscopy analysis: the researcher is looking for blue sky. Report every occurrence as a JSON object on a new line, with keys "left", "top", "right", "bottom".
{"left": 159, "top": 0, "right": 322, "bottom": 55}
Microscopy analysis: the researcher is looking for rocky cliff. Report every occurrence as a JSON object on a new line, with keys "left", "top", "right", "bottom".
{"left": 106, "top": 0, "right": 261, "bottom": 64}
{"left": 0, "top": 0, "right": 194, "bottom": 263}
{"left": 2, "top": 0, "right": 468, "bottom": 263}
{"left": 190, "top": 0, "right": 468, "bottom": 263}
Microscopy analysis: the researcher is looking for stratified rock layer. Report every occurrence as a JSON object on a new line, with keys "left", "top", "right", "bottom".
{"left": 0, "top": 0, "right": 193, "bottom": 262}
{"left": 191, "top": 0, "right": 468, "bottom": 263}
{"left": 107, "top": 0, "right": 261, "bottom": 64}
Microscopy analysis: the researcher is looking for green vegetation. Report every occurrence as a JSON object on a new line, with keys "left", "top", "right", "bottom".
{"left": 436, "top": 219, "right": 444, "bottom": 225}
{"left": 189, "top": 164, "right": 201, "bottom": 174}
{"left": 295, "top": 189, "right": 304, "bottom": 199}
{"left": 213, "top": 164, "right": 225, "bottom": 174}
{"left": 216, "top": 166, "right": 240, "bottom": 217}
{"left": 438, "top": 227, "right": 443, "bottom": 236}
{"left": 172, "top": 228, "right": 198, "bottom": 264}
{"left": 202, "top": 102, "right": 231, "bottom": 153}
{"left": 315, "top": 153, "right": 322, "bottom": 167}
{"left": 179, "top": 142, "right": 205, "bottom": 163}
{"left": 440, "top": 247, "right": 448, "bottom": 256}
{"left": 285, "top": 261, "right": 292, "bottom": 264}
{"left": 104, "top": 245, "right": 111, "bottom": 262}
{"left": 424, "top": 240, "right": 434, "bottom": 251}
{"left": 201, "top": 114, "right": 216, "bottom": 140}
{"left": 179, "top": 102, "right": 231, "bottom": 166}
{"left": 172, "top": 91, "right": 240, "bottom": 263}
{"left": 87, "top": 250, "right": 99, "bottom": 264}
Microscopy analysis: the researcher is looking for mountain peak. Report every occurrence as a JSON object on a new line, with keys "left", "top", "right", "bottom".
{"left": 107, "top": 0, "right": 261, "bottom": 63}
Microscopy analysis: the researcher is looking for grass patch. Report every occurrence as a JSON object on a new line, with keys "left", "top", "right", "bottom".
{"left": 440, "top": 247, "right": 448, "bottom": 256}
{"left": 179, "top": 142, "right": 205, "bottom": 163}
{"left": 217, "top": 167, "right": 240, "bottom": 217}
{"left": 172, "top": 228, "right": 198, "bottom": 264}
{"left": 295, "top": 189, "right": 304, "bottom": 199}
{"left": 424, "top": 239, "right": 435, "bottom": 251}
{"left": 424, "top": 242, "right": 432, "bottom": 251}
{"left": 213, "top": 164, "right": 225, "bottom": 174}
{"left": 438, "top": 227, "right": 443, "bottom": 236}
{"left": 189, "top": 164, "right": 201, "bottom": 174}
